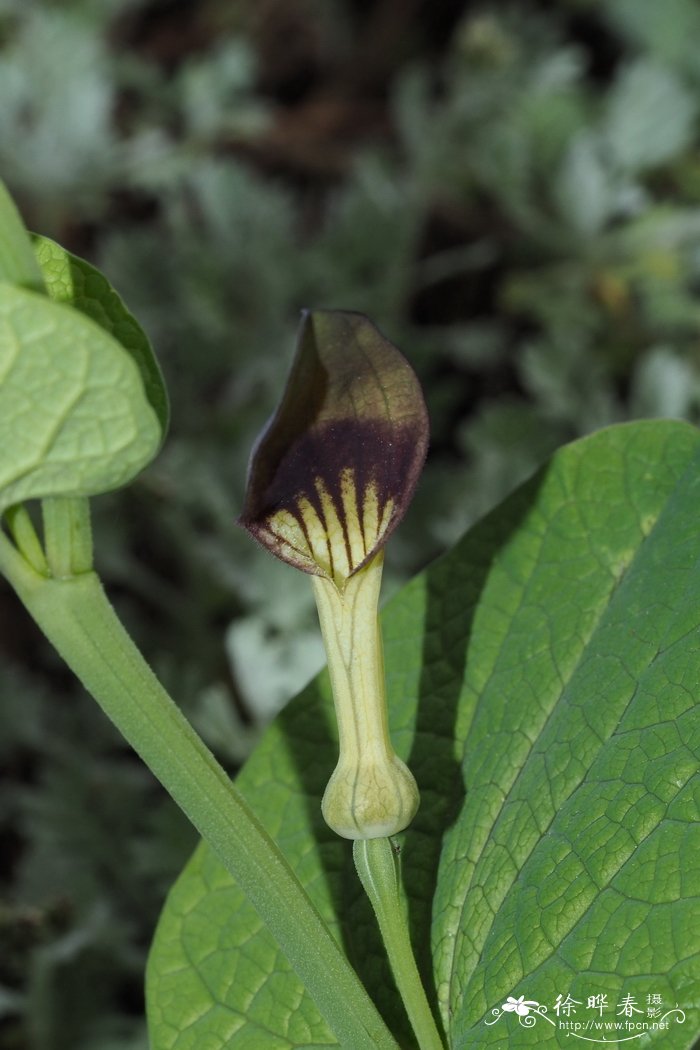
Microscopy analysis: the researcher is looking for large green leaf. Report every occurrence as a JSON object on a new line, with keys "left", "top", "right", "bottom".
{"left": 147, "top": 420, "right": 700, "bottom": 1049}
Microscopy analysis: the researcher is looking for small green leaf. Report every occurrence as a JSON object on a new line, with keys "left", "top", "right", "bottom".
{"left": 32, "top": 234, "right": 169, "bottom": 437}
{"left": 0, "top": 283, "right": 161, "bottom": 513}
{"left": 149, "top": 421, "right": 700, "bottom": 1049}
{"left": 239, "top": 310, "right": 429, "bottom": 587}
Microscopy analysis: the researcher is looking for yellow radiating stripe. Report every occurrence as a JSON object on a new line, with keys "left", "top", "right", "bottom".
{"left": 264, "top": 475, "right": 396, "bottom": 584}
{"left": 314, "top": 476, "right": 352, "bottom": 583}
{"left": 361, "top": 479, "right": 380, "bottom": 554}
{"left": 296, "top": 493, "right": 334, "bottom": 577}
{"left": 339, "top": 467, "right": 366, "bottom": 570}
{"left": 265, "top": 508, "right": 314, "bottom": 568}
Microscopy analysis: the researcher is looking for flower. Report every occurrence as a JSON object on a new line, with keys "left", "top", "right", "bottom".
{"left": 239, "top": 310, "right": 429, "bottom": 589}
{"left": 239, "top": 311, "right": 428, "bottom": 838}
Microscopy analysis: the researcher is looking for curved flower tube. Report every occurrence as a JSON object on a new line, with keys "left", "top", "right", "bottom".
{"left": 239, "top": 310, "right": 429, "bottom": 838}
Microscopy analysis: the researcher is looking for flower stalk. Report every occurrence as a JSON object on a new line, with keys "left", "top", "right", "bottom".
{"left": 354, "top": 838, "right": 446, "bottom": 1050}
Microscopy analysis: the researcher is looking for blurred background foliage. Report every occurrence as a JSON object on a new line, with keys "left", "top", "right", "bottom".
{"left": 1, "top": 0, "right": 700, "bottom": 1047}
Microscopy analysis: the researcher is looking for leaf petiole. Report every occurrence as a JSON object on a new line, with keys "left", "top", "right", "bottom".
{"left": 354, "top": 837, "right": 447, "bottom": 1050}
{"left": 42, "top": 496, "right": 93, "bottom": 577}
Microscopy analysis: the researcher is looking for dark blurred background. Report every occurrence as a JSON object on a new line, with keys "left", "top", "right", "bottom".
{"left": 2, "top": 1, "right": 700, "bottom": 1047}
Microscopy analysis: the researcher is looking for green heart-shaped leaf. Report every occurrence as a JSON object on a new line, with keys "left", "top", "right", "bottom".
{"left": 148, "top": 420, "right": 700, "bottom": 1049}
{"left": 32, "top": 234, "right": 169, "bottom": 436}
{"left": 0, "top": 282, "right": 161, "bottom": 513}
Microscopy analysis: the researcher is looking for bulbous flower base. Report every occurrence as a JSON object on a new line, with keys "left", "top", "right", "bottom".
{"left": 322, "top": 752, "right": 419, "bottom": 839}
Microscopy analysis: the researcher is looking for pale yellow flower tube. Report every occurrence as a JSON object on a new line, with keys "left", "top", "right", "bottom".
{"left": 312, "top": 551, "right": 418, "bottom": 838}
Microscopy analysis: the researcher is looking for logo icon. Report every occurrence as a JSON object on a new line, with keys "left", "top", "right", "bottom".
{"left": 484, "top": 989, "right": 688, "bottom": 1043}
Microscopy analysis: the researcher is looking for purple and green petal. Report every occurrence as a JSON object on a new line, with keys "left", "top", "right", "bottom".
{"left": 239, "top": 310, "right": 428, "bottom": 587}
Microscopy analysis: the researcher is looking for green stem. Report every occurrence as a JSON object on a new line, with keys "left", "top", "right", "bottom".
{"left": 42, "top": 497, "right": 93, "bottom": 577}
{"left": 0, "top": 532, "right": 400, "bottom": 1050}
{"left": 354, "top": 838, "right": 446, "bottom": 1050}
{"left": 5, "top": 505, "right": 48, "bottom": 575}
